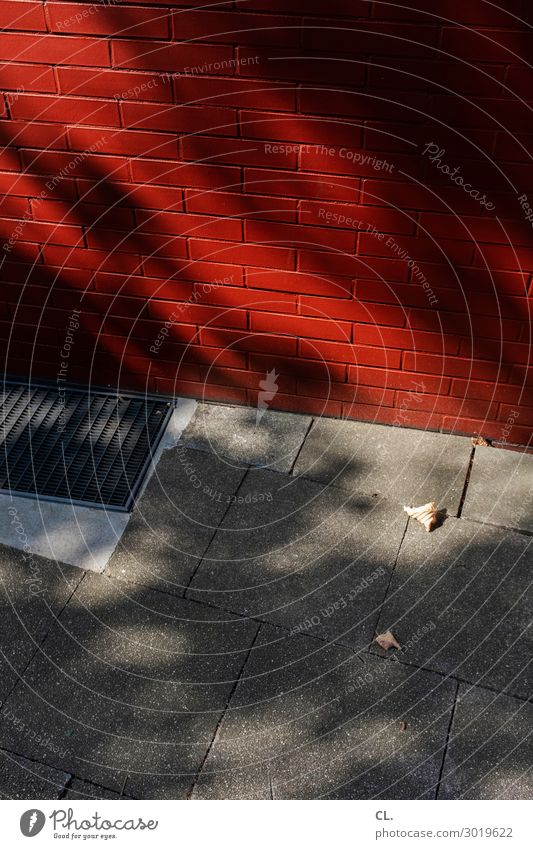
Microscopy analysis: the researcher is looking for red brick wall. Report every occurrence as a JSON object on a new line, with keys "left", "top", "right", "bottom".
{"left": 1, "top": 1, "right": 532, "bottom": 443}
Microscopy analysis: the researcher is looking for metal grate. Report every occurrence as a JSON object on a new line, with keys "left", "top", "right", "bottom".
{"left": 0, "top": 383, "right": 173, "bottom": 511}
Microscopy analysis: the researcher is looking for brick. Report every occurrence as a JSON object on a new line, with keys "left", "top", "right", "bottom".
{"left": 112, "top": 39, "right": 232, "bottom": 74}
{"left": 181, "top": 135, "right": 298, "bottom": 169}
{"left": 172, "top": 75, "right": 295, "bottom": 111}
{"left": 0, "top": 33, "right": 110, "bottom": 66}
{"left": 299, "top": 338, "right": 402, "bottom": 369}
{"left": 185, "top": 189, "right": 297, "bottom": 223}
{"left": 358, "top": 232, "right": 474, "bottom": 266}
{"left": 244, "top": 167, "right": 359, "bottom": 203}
{"left": 441, "top": 27, "right": 533, "bottom": 63}
{"left": 297, "top": 378, "right": 395, "bottom": 407}
{"left": 68, "top": 127, "right": 178, "bottom": 159}
{"left": 402, "top": 352, "right": 509, "bottom": 382}
{"left": 348, "top": 365, "right": 449, "bottom": 394}
{"left": 460, "top": 338, "right": 532, "bottom": 366}
{"left": 299, "top": 87, "right": 430, "bottom": 123}
{"left": 42, "top": 246, "right": 142, "bottom": 274}
{"left": 235, "top": 0, "right": 370, "bottom": 14}
{"left": 395, "top": 390, "right": 497, "bottom": 420}
{"left": 149, "top": 299, "right": 247, "bottom": 330}
{"left": 135, "top": 209, "right": 241, "bottom": 241}
{"left": 77, "top": 178, "right": 184, "bottom": 211}
{"left": 362, "top": 177, "right": 486, "bottom": 214}
{"left": 300, "top": 200, "right": 415, "bottom": 234}
{"left": 121, "top": 101, "right": 237, "bottom": 135}
{"left": 0, "top": 197, "right": 31, "bottom": 218}
{"left": 46, "top": 3, "right": 169, "bottom": 38}
{"left": 21, "top": 149, "right": 131, "bottom": 181}
{"left": 300, "top": 248, "right": 410, "bottom": 282}
{"left": 367, "top": 59, "right": 506, "bottom": 97}
{"left": 206, "top": 366, "right": 295, "bottom": 393}
{"left": 239, "top": 108, "right": 363, "bottom": 148}
{"left": 249, "top": 351, "right": 345, "bottom": 382}
{"left": 0, "top": 1, "right": 46, "bottom": 30}
{"left": 131, "top": 158, "right": 240, "bottom": 190}
{"left": 356, "top": 325, "right": 459, "bottom": 355}
{"left": 300, "top": 295, "right": 405, "bottom": 326}
{"left": 210, "top": 285, "right": 297, "bottom": 313}
{"left": 408, "top": 308, "right": 521, "bottom": 342}
{"left": 302, "top": 19, "right": 439, "bottom": 55}
{"left": 236, "top": 47, "right": 366, "bottom": 86}
{"left": 143, "top": 258, "right": 244, "bottom": 286}
{"left": 251, "top": 311, "right": 351, "bottom": 342}
{"left": 189, "top": 238, "right": 295, "bottom": 270}
{"left": 201, "top": 328, "right": 297, "bottom": 356}
{"left": 0, "top": 119, "right": 67, "bottom": 149}
{"left": 57, "top": 67, "right": 173, "bottom": 102}
{"left": 11, "top": 94, "right": 120, "bottom": 127}
{"left": 245, "top": 220, "right": 356, "bottom": 253}
{"left": 266, "top": 392, "right": 343, "bottom": 418}
{"left": 376, "top": 0, "right": 522, "bottom": 25}
{"left": 33, "top": 200, "right": 135, "bottom": 230}
{"left": 472, "top": 243, "right": 533, "bottom": 272}
{"left": 0, "top": 170, "right": 77, "bottom": 199}
{"left": 0, "top": 218, "right": 83, "bottom": 247}
{"left": 93, "top": 273, "right": 192, "bottom": 301}
{"left": 155, "top": 378, "right": 248, "bottom": 404}
{"left": 0, "top": 63, "right": 56, "bottom": 93}
{"left": 450, "top": 378, "right": 528, "bottom": 406}
{"left": 87, "top": 229, "right": 188, "bottom": 258}
{"left": 419, "top": 213, "right": 533, "bottom": 247}
{"left": 245, "top": 269, "right": 352, "bottom": 297}
{"left": 171, "top": 9, "right": 299, "bottom": 46}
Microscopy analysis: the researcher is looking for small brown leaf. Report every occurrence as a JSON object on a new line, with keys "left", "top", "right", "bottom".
{"left": 403, "top": 502, "right": 438, "bottom": 532}
{"left": 398, "top": 720, "right": 407, "bottom": 732}
{"left": 374, "top": 630, "right": 401, "bottom": 651}
{"left": 472, "top": 434, "right": 491, "bottom": 446}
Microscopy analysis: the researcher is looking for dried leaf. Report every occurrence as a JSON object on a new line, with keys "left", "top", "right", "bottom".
{"left": 374, "top": 630, "right": 401, "bottom": 651}
{"left": 403, "top": 501, "right": 438, "bottom": 532}
{"left": 472, "top": 434, "right": 491, "bottom": 446}
{"left": 398, "top": 720, "right": 407, "bottom": 732}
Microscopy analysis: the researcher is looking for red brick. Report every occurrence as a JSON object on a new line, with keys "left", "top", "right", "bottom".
{"left": 11, "top": 94, "right": 120, "bottom": 127}
{"left": 472, "top": 243, "right": 533, "bottom": 272}
{"left": 46, "top": 3, "right": 169, "bottom": 37}
{"left": 182, "top": 135, "right": 298, "bottom": 169}
{"left": 302, "top": 18, "right": 439, "bottom": 55}
{"left": 43, "top": 246, "right": 142, "bottom": 274}
{"left": 21, "top": 149, "right": 131, "bottom": 181}
{"left": 299, "top": 87, "right": 430, "bottom": 123}
{"left": 300, "top": 249, "right": 410, "bottom": 282}
{"left": 245, "top": 167, "right": 359, "bottom": 204}
{"left": 173, "top": 75, "right": 295, "bottom": 111}
{"left": 0, "top": 63, "right": 56, "bottom": 93}
{"left": 358, "top": 232, "right": 474, "bottom": 266}
{"left": 93, "top": 274, "right": 192, "bottom": 301}
{"left": 132, "top": 158, "right": 240, "bottom": 191}
{"left": 349, "top": 365, "right": 449, "bottom": 394}
{"left": 149, "top": 299, "right": 247, "bottom": 330}
{"left": 239, "top": 109, "right": 364, "bottom": 148}
{"left": 419, "top": 213, "right": 533, "bottom": 247}
{"left": 245, "top": 269, "right": 352, "bottom": 297}
{"left": 451, "top": 378, "right": 528, "bottom": 405}
{"left": 403, "top": 352, "right": 509, "bottom": 382}
{"left": 0, "top": 197, "right": 31, "bottom": 218}
{"left": 155, "top": 378, "right": 248, "bottom": 404}
{"left": 201, "top": 328, "right": 297, "bottom": 356}
{"left": 171, "top": 9, "right": 299, "bottom": 46}
{"left": 0, "top": 0, "right": 46, "bottom": 29}
{"left": 236, "top": 0, "right": 369, "bottom": 13}
{"left": 87, "top": 229, "right": 188, "bottom": 258}
{"left": 57, "top": 67, "right": 173, "bottom": 102}
{"left": 251, "top": 311, "right": 351, "bottom": 342}
{"left": 135, "top": 209, "right": 241, "bottom": 241}
{"left": 121, "top": 101, "right": 237, "bottom": 135}
{"left": 441, "top": 27, "right": 533, "bottom": 63}
{"left": 236, "top": 47, "right": 367, "bottom": 86}
{"left": 0, "top": 170, "right": 76, "bottom": 199}
{"left": 0, "top": 120, "right": 67, "bottom": 149}
{"left": 206, "top": 285, "right": 297, "bottom": 314}
{"left": 185, "top": 189, "right": 297, "bottom": 223}
{"left": 367, "top": 59, "right": 506, "bottom": 97}
{"left": 245, "top": 220, "right": 356, "bottom": 253}
{"left": 112, "top": 39, "right": 232, "bottom": 73}
{"left": 250, "top": 352, "right": 346, "bottom": 382}
{"left": 267, "top": 392, "right": 343, "bottom": 418}
{"left": 68, "top": 127, "right": 178, "bottom": 159}
{"left": 143, "top": 258, "right": 244, "bottom": 286}
{"left": 297, "top": 378, "right": 395, "bottom": 407}
{"left": 33, "top": 199, "right": 135, "bottom": 230}
{"left": 0, "top": 217, "right": 83, "bottom": 247}
{"left": 356, "top": 325, "right": 459, "bottom": 355}
{"left": 395, "top": 390, "right": 497, "bottom": 420}
{"left": 299, "top": 339, "right": 401, "bottom": 368}
{"left": 0, "top": 33, "right": 110, "bottom": 66}
{"left": 301, "top": 295, "right": 405, "bottom": 326}
{"left": 77, "top": 178, "right": 184, "bottom": 212}
{"left": 300, "top": 200, "right": 415, "bottom": 234}
{"left": 189, "top": 238, "right": 295, "bottom": 270}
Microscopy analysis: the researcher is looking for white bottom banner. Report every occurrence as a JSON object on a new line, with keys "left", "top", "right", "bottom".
{"left": 2, "top": 799, "right": 532, "bottom": 848}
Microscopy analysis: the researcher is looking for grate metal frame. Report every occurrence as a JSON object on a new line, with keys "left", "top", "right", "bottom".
{"left": 0, "top": 380, "right": 174, "bottom": 512}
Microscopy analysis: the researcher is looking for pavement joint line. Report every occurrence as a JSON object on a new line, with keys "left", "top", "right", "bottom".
{"left": 457, "top": 514, "right": 533, "bottom": 538}
{"left": 183, "top": 463, "right": 252, "bottom": 593}
{"left": 186, "top": 620, "right": 262, "bottom": 800}
{"left": 456, "top": 444, "right": 476, "bottom": 518}
{"left": 0, "top": 566, "right": 85, "bottom": 710}
{"left": 364, "top": 512, "right": 410, "bottom": 655}
{"left": 287, "top": 415, "right": 315, "bottom": 475}
{"left": 0, "top": 743, "right": 73, "bottom": 790}
{"left": 57, "top": 773, "right": 73, "bottom": 800}
{"left": 434, "top": 678, "right": 461, "bottom": 800}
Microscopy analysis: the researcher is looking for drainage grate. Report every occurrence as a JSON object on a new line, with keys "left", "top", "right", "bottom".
{"left": 0, "top": 383, "right": 173, "bottom": 511}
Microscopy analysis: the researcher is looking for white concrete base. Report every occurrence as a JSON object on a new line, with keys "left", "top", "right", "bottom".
{"left": 0, "top": 397, "right": 197, "bottom": 573}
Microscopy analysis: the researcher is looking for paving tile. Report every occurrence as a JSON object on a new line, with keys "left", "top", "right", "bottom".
{"left": 0, "top": 544, "right": 81, "bottom": 704}
{"left": 0, "top": 749, "right": 69, "bottom": 799}
{"left": 106, "top": 446, "right": 246, "bottom": 595}
{"left": 462, "top": 447, "right": 533, "bottom": 533}
{"left": 0, "top": 572, "right": 258, "bottom": 799}
{"left": 439, "top": 685, "right": 533, "bottom": 799}
{"left": 179, "top": 403, "right": 312, "bottom": 473}
{"left": 372, "top": 518, "right": 532, "bottom": 700}
{"left": 64, "top": 778, "right": 126, "bottom": 799}
{"left": 188, "top": 468, "right": 407, "bottom": 651}
{"left": 294, "top": 418, "right": 472, "bottom": 514}
{"left": 192, "top": 623, "right": 456, "bottom": 799}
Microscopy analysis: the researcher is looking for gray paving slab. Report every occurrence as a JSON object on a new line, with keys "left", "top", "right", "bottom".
{"left": 106, "top": 446, "right": 246, "bottom": 596}
{"left": 462, "top": 446, "right": 533, "bottom": 533}
{"left": 179, "top": 403, "right": 312, "bottom": 473}
{"left": 0, "top": 572, "right": 258, "bottom": 799}
{"left": 187, "top": 468, "right": 407, "bottom": 651}
{"left": 439, "top": 685, "right": 533, "bottom": 799}
{"left": 0, "top": 748, "right": 70, "bottom": 799}
{"left": 0, "top": 544, "right": 81, "bottom": 704}
{"left": 192, "top": 623, "right": 456, "bottom": 799}
{"left": 372, "top": 518, "right": 532, "bottom": 700}
{"left": 293, "top": 418, "right": 472, "bottom": 515}
{"left": 64, "top": 778, "right": 126, "bottom": 799}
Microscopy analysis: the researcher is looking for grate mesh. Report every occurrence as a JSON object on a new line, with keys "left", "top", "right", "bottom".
{"left": 0, "top": 383, "right": 173, "bottom": 510}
